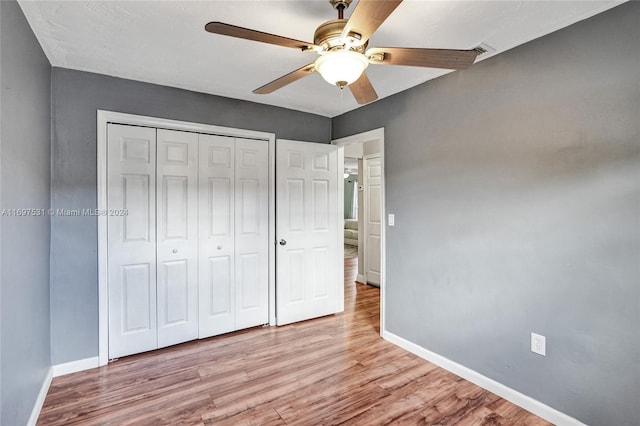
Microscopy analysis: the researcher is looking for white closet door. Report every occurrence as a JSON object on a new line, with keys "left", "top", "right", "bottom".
{"left": 199, "top": 134, "right": 236, "bottom": 337}
{"left": 107, "top": 124, "right": 157, "bottom": 358}
{"left": 156, "top": 129, "right": 199, "bottom": 348}
{"left": 234, "top": 138, "right": 269, "bottom": 329}
{"left": 364, "top": 156, "right": 382, "bottom": 286}
{"left": 276, "top": 139, "right": 342, "bottom": 325}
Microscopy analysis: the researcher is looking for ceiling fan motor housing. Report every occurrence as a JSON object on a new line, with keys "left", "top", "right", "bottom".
{"left": 314, "top": 19, "right": 367, "bottom": 52}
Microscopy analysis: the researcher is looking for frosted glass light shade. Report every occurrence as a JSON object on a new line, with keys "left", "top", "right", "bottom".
{"left": 314, "top": 50, "right": 369, "bottom": 88}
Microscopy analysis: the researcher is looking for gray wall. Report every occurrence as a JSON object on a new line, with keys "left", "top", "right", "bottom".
{"left": 50, "top": 68, "right": 331, "bottom": 364}
{"left": 0, "top": 1, "right": 52, "bottom": 424}
{"left": 333, "top": 3, "right": 639, "bottom": 425}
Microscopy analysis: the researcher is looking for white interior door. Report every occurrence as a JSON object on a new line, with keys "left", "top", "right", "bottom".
{"left": 107, "top": 124, "right": 158, "bottom": 358}
{"left": 234, "top": 138, "right": 269, "bottom": 329}
{"left": 364, "top": 156, "right": 382, "bottom": 286}
{"left": 199, "top": 134, "right": 236, "bottom": 337}
{"left": 156, "top": 129, "right": 199, "bottom": 348}
{"left": 198, "top": 135, "right": 270, "bottom": 337}
{"left": 276, "top": 139, "right": 343, "bottom": 325}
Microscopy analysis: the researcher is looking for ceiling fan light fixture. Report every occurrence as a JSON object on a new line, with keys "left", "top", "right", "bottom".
{"left": 314, "top": 50, "right": 369, "bottom": 88}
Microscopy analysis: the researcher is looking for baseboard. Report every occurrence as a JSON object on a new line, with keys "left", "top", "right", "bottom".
{"left": 356, "top": 274, "right": 365, "bottom": 283}
{"left": 53, "top": 356, "right": 100, "bottom": 377}
{"left": 382, "top": 330, "right": 586, "bottom": 426}
{"left": 27, "top": 366, "right": 53, "bottom": 426}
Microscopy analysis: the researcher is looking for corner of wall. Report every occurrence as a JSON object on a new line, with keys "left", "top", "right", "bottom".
{"left": 0, "top": 1, "right": 54, "bottom": 424}
{"left": 0, "top": 1, "right": 4, "bottom": 419}
{"left": 48, "top": 62, "right": 54, "bottom": 369}
{"left": 26, "top": 367, "right": 53, "bottom": 426}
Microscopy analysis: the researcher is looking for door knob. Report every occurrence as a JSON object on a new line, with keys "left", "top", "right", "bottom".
{"left": 172, "top": 249, "right": 178, "bottom": 254}
{"left": 279, "top": 239, "right": 287, "bottom": 246}
{"left": 217, "top": 245, "right": 222, "bottom": 250}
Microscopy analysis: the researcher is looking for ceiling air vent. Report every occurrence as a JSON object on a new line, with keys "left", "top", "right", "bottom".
{"left": 472, "top": 42, "right": 495, "bottom": 56}
{"left": 473, "top": 46, "right": 488, "bottom": 55}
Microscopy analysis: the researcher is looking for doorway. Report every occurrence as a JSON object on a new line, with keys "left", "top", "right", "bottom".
{"left": 333, "top": 128, "right": 385, "bottom": 332}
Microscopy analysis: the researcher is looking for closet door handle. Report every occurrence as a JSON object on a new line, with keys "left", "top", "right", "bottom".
{"left": 172, "top": 249, "right": 178, "bottom": 254}
{"left": 279, "top": 239, "right": 287, "bottom": 246}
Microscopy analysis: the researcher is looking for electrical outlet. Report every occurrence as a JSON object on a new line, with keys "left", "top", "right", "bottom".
{"left": 531, "top": 333, "right": 546, "bottom": 356}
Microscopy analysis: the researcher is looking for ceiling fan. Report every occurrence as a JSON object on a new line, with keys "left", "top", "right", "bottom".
{"left": 205, "top": 0, "right": 479, "bottom": 105}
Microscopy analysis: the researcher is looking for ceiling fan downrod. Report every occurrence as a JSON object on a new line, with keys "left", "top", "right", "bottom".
{"left": 329, "top": 0, "right": 352, "bottom": 19}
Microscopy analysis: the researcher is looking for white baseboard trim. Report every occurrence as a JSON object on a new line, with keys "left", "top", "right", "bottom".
{"left": 27, "top": 366, "right": 53, "bottom": 426}
{"left": 356, "top": 274, "right": 365, "bottom": 283}
{"left": 53, "top": 356, "right": 100, "bottom": 377}
{"left": 382, "top": 330, "right": 586, "bottom": 426}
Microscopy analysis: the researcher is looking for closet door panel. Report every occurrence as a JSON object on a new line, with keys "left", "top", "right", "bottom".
{"left": 120, "top": 263, "right": 153, "bottom": 331}
{"left": 199, "top": 134, "right": 236, "bottom": 337}
{"left": 237, "top": 253, "right": 260, "bottom": 310}
{"left": 235, "top": 138, "right": 269, "bottom": 329}
{"left": 156, "top": 129, "right": 199, "bottom": 348}
{"left": 107, "top": 124, "right": 158, "bottom": 358}
{"left": 207, "top": 255, "right": 233, "bottom": 316}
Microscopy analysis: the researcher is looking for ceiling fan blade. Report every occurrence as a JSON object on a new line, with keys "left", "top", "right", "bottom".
{"left": 205, "top": 22, "right": 317, "bottom": 50}
{"left": 341, "top": 0, "right": 403, "bottom": 44}
{"left": 367, "top": 47, "right": 478, "bottom": 69}
{"left": 349, "top": 72, "right": 378, "bottom": 105}
{"left": 253, "top": 63, "right": 316, "bottom": 94}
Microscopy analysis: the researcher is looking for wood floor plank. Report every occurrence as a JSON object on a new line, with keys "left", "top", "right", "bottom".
{"left": 38, "top": 257, "right": 551, "bottom": 426}
{"left": 278, "top": 382, "right": 391, "bottom": 425}
{"left": 455, "top": 406, "right": 515, "bottom": 426}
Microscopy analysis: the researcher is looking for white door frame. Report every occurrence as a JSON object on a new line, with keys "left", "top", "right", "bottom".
{"left": 97, "top": 110, "right": 276, "bottom": 366}
{"left": 332, "top": 128, "right": 386, "bottom": 334}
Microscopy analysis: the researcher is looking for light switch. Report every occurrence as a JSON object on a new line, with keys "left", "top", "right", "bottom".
{"left": 388, "top": 214, "right": 395, "bottom": 226}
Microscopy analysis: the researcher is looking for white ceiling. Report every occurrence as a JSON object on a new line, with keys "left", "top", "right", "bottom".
{"left": 19, "top": 0, "right": 624, "bottom": 117}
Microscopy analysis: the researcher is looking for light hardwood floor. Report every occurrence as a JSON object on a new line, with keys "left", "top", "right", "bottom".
{"left": 38, "top": 258, "right": 551, "bottom": 425}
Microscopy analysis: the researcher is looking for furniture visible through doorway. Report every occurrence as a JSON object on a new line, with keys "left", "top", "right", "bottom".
{"left": 344, "top": 219, "right": 358, "bottom": 247}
